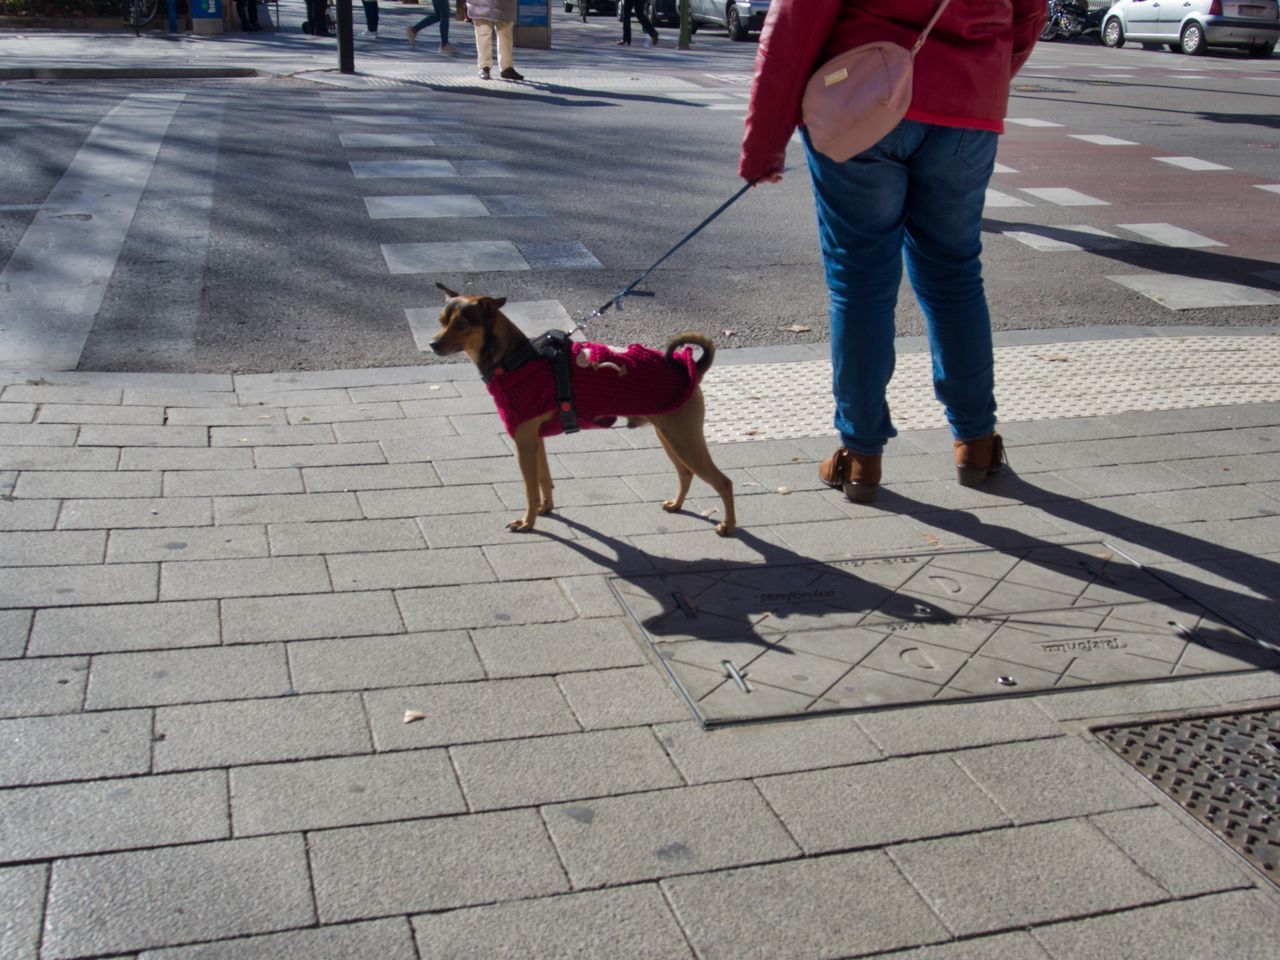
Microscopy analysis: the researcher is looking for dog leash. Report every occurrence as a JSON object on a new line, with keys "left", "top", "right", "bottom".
{"left": 570, "top": 180, "right": 757, "bottom": 336}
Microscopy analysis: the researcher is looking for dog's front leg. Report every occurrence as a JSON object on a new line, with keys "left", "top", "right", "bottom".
{"left": 509, "top": 418, "right": 549, "bottom": 532}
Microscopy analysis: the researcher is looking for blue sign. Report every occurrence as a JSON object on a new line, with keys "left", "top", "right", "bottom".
{"left": 517, "top": 0, "right": 548, "bottom": 27}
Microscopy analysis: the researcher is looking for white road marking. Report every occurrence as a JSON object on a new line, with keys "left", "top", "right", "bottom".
{"left": 1006, "top": 118, "right": 1063, "bottom": 127}
{"left": 1069, "top": 134, "right": 1139, "bottom": 146}
{"left": 1155, "top": 156, "right": 1232, "bottom": 171}
{"left": 349, "top": 159, "right": 458, "bottom": 178}
{"left": 1018, "top": 187, "right": 1110, "bottom": 206}
{"left": 1109, "top": 275, "right": 1280, "bottom": 310}
{"left": 984, "top": 188, "right": 1032, "bottom": 208}
{"left": 339, "top": 132, "right": 442, "bottom": 147}
{"left": 365, "top": 195, "right": 491, "bottom": 219}
{"left": 1118, "top": 223, "right": 1225, "bottom": 248}
{"left": 0, "top": 94, "right": 184, "bottom": 370}
{"left": 1253, "top": 184, "right": 1280, "bottom": 195}
{"left": 992, "top": 162, "right": 1019, "bottom": 174}
{"left": 383, "top": 240, "right": 530, "bottom": 274}
{"left": 1003, "top": 225, "right": 1126, "bottom": 252}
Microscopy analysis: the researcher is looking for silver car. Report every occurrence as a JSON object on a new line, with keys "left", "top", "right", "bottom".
{"left": 1101, "top": 0, "right": 1279, "bottom": 56}
{"left": 632, "top": 1, "right": 770, "bottom": 41}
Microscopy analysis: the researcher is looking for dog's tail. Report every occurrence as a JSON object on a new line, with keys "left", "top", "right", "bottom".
{"left": 666, "top": 332, "right": 715, "bottom": 380}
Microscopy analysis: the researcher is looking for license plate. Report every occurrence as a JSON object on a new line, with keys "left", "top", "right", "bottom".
{"left": 1239, "top": 4, "right": 1265, "bottom": 16}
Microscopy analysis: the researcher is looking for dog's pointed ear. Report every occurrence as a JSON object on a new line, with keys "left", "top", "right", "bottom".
{"left": 479, "top": 296, "right": 507, "bottom": 315}
{"left": 436, "top": 282, "right": 459, "bottom": 300}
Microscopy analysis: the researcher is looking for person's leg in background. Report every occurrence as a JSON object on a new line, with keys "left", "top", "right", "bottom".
{"left": 496, "top": 18, "right": 521, "bottom": 79}
{"left": 474, "top": 18, "right": 495, "bottom": 77}
{"left": 634, "top": 0, "right": 659, "bottom": 44}
{"left": 361, "top": 0, "right": 379, "bottom": 36}
{"left": 434, "top": 0, "right": 457, "bottom": 51}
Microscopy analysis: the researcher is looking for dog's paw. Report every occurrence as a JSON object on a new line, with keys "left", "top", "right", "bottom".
{"left": 715, "top": 522, "right": 735, "bottom": 537}
{"left": 507, "top": 517, "right": 536, "bottom": 532}
{"left": 537, "top": 501, "right": 555, "bottom": 516}
{"left": 661, "top": 499, "right": 683, "bottom": 513}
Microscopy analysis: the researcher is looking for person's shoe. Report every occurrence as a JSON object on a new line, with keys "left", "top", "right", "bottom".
{"left": 360, "top": 29, "right": 378, "bottom": 38}
{"left": 439, "top": 41, "right": 459, "bottom": 54}
{"left": 479, "top": 66, "right": 491, "bottom": 79}
{"left": 499, "top": 66, "right": 524, "bottom": 81}
{"left": 616, "top": 38, "right": 630, "bottom": 45}
{"left": 405, "top": 25, "right": 416, "bottom": 47}
{"left": 649, "top": 31, "right": 660, "bottom": 46}
{"left": 819, "top": 447, "right": 881, "bottom": 503}
{"left": 954, "top": 432, "right": 1005, "bottom": 487}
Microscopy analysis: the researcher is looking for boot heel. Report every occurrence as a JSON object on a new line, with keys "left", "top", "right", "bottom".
{"left": 843, "top": 480, "right": 878, "bottom": 503}
{"left": 954, "top": 433, "right": 1004, "bottom": 487}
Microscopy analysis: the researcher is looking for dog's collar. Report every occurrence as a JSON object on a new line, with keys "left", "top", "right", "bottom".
{"left": 480, "top": 338, "right": 542, "bottom": 384}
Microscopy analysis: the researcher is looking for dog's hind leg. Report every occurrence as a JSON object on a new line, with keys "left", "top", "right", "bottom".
{"left": 652, "top": 395, "right": 735, "bottom": 537}
{"left": 654, "top": 428, "right": 695, "bottom": 514}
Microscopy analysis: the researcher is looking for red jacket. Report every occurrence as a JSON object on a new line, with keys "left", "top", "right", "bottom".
{"left": 487, "top": 341, "right": 703, "bottom": 438}
{"left": 740, "top": 0, "right": 1047, "bottom": 182}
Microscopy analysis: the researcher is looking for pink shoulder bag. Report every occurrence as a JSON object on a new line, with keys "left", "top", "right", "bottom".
{"left": 801, "top": 0, "right": 953, "bottom": 163}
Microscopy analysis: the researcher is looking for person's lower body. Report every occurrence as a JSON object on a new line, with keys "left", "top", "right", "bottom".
{"left": 804, "top": 120, "right": 1000, "bottom": 497}
{"left": 360, "top": 0, "right": 378, "bottom": 36}
{"left": 475, "top": 18, "right": 520, "bottom": 79}
{"left": 236, "top": 0, "right": 262, "bottom": 30}
{"left": 304, "top": 0, "right": 329, "bottom": 35}
{"left": 619, "top": 0, "right": 659, "bottom": 44}
{"left": 407, "top": 0, "right": 456, "bottom": 51}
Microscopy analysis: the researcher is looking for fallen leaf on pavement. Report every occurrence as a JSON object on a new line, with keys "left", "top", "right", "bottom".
{"left": 779, "top": 324, "right": 812, "bottom": 333}
{"left": 403, "top": 710, "right": 426, "bottom": 724}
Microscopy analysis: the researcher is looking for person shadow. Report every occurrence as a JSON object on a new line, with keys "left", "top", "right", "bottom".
{"left": 530, "top": 476, "right": 1279, "bottom": 726}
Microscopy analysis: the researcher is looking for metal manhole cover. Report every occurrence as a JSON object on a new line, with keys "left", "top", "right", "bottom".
{"left": 612, "top": 541, "right": 1276, "bottom": 726}
{"left": 1099, "top": 710, "right": 1280, "bottom": 886}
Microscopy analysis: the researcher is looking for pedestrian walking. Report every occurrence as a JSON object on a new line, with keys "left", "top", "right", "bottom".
{"left": 360, "top": 0, "right": 380, "bottom": 37}
{"left": 739, "top": 0, "right": 1047, "bottom": 503}
{"left": 406, "top": 0, "right": 460, "bottom": 53}
{"left": 617, "top": 0, "right": 659, "bottom": 45}
{"left": 235, "top": 0, "right": 262, "bottom": 31}
{"left": 303, "top": 0, "right": 329, "bottom": 35}
{"left": 468, "top": 0, "right": 522, "bottom": 80}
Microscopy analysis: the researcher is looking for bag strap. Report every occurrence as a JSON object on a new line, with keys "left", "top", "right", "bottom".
{"left": 911, "top": 0, "right": 954, "bottom": 55}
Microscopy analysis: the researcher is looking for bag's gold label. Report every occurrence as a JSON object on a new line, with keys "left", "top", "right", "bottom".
{"left": 823, "top": 67, "right": 849, "bottom": 86}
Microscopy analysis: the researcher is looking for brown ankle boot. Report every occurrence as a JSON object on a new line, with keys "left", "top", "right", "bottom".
{"left": 954, "top": 432, "right": 1005, "bottom": 487}
{"left": 819, "top": 447, "right": 881, "bottom": 503}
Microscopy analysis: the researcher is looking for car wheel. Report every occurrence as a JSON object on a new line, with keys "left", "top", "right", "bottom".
{"left": 727, "top": 4, "right": 747, "bottom": 41}
{"left": 1101, "top": 17, "right": 1124, "bottom": 48}
{"left": 564, "top": 2, "right": 572, "bottom": 11}
{"left": 1040, "top": 18, "right": 1057, "bottom": 41}
{"left": 1247, "top": 42, "right": 1275, "bottom": 58}
{"left": 1180, "top": 21, "right": 1207, "bottom": 55}
{"left": 1167, "top": 43, "right": 1180, "bottom": 52}
{"left": 643, "top": 0, "right": 657, "bottom": 24}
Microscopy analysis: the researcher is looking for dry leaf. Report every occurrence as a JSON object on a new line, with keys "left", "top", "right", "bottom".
{"left": 722, "top": 329, "right": 737, "bottom": 337}
{"left": 743, "top": 481, "right": 761, "bottom": 487}
{"left": 430, "top": 385, "right": 442, "bottom": 391}
{"left": 780, "top": 324, "right": 812, "bottom": 333}
{"left": 701, "top": 507, "right": 719, "bottom": 518}
{"left": 256, "top": 414, "right": 273, "bottom": 421}
{"left": 1034, "top": 354, "right": 1070, "bottom": 362}
{"left": 923, "top": 533, "right": 941, "bottom": 546}
{"left": 744, "top": 429, "right": 759, "bottom": 437}
{"left": 403, "top": 710, "right": 426, "bottom": 724}
{"left": 300, "top": 416, "right": 311, "bottom": 423}
{"left": 777, "top": 485, "right": 792, "bottom": 495}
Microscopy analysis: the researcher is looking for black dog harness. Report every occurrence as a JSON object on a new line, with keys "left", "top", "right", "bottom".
{"left": 481, "top": 329, "right": 580, "bottom": 434}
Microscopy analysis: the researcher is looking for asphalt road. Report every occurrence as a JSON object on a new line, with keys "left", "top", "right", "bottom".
{"left": 1, "top": 22, "right": 1277, "bottom": 374}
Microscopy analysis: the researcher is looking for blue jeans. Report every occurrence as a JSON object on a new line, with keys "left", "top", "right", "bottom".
{"left": 804, "top": 120, "right": 999, "bottom": 456}
{"left": 411, "top": 0, "right": 450, "bottom": 41}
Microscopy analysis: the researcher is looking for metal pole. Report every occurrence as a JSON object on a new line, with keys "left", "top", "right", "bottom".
{"left": 337, "top": 0, "right": 355, "bottom": 74}
{"left": 167, "top": 0, "right": 178, "bottom": 32}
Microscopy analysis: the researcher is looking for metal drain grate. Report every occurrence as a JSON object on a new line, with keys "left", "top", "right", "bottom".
{"left": 1099, "top": 710, "right": 1280, "bottom": 886}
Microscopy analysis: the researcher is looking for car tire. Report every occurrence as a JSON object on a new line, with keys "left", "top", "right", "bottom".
{"left": 1101, "top": 17, "right": 1124, "bottom": 48}
{"left": 1167, "top": 43, "right": 1180, "bottom": 52}
{"left": 727, "top": 4, "right": 747, "bottom": 41}
{"left": 1040, "top": 18, "right": 1057, "bottom": 41}
{"left": 564, "top": 2, "right": 572, "bottom": 11}
{"left": 1247, "top": 42, "right": 1275, "bottom": 58}
{"left": 643, "top": 0, "right": 657, "bottom": 25}
{"left": 1180, "top": 21, "right": 1207, "bottom": 55}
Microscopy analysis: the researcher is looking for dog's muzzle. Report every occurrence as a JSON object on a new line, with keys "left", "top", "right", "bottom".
{"left": 428, "top": 339, "right": 446, "bottom": 356}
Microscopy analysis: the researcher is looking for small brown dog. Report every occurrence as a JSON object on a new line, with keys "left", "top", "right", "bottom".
{"left": 429, "top": 283, "right": 735, "bottom": 536}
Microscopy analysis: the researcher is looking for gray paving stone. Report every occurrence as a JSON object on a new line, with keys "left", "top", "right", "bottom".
{"left": 231, "top": 749, "right": 465, "bottom": 835}
{"left": 1089, "top": 805, "right": 1256, "bottom": 897}
{"left": 451, "top": 727, "right": 682, "bottom": 811}
{"left": 214, "top": 491, "right": 362, "bottom": 525}
{"left": 951, "top": 735, "right": 1155, "bottom": 823}
{"left": 756, "top": 754, "right": 1011, "bottom": 854}
{"left": 381, "top": 432, "right": 510, "bottom": 463}
{"left": 660, "top": 850, "right": 949, "bottom": 960}
{"left": 285, "top": 401, "right": 404, "bottom": 424}
{"left": 0, "top": 529, "right": 105, "bottom": 566}
{"left": 352, "top": 381, "right": 461, "bottom": 404}
{"left": 0, "top": 445, "right": 118, "bottom": 471}
{"left": 1168, "top": 451, "right": 1280, "bottom": 487}
{"left": 1050, "top": 462, "right": 1197, "bottom": 496}
{"left": 119, "top": 446, "right": 254, "bottom": 471}
{"left": 855, "top": 699, "right": 1063, "bottom": 755}
{"left": 331, "top": 418, "right": 459, "bottom": 443}
{"left": 12, "top": 469, "right": 162, "bottom": 498}
{"left": 1036, "top": 671, "right": 1280, "bottom": 721}
{"left": 470, "top": 617, "right": 648, "bottom": 678}
{"left": 41, "top": 835, "right": 315, "bottom": 959}
{"left": 0, "top": 771, "right": 227, "bottom": 860}
{"left": 0, "top": 498, "right": 59, "bottom": 531}
{"left": 552, "top": 500, "right": 731, "bottom": 538}
{"left": 59, "top": 497, "right": 213, "bottom": 529}
{"left": 0, "top": 423, "right": 77, "bottom": 446}
{"left": 1, "top": 384, "right": 122, "bottom": 405}
{"left": 162, "top": 468, "right": 302, "bottom": 497}
{"left": 888, "top": 819, "right": 1168, "bottom": 936}
{"left": 488, "top": 478, "right": 654, "bottom": 511}
{"left": 0, "top": 608, "right": 31, "bottom": 658}
{"left": 558, "top": 574, "right": 627, "bottom": 618}
{"left": 544, "top": 781, "right": 801, "bottom": 887}
{"left": 396, "top": 580, "right": 576, "bottom": 631}
{"left": 654, "top": 714, "right": 883, "bottom": 784}
{"left": 1030, "top": 889, "right": 1280, "bottom": 960}
{"left": 107, "top": 524, "right": 269, "bottom": 563}
{"left": 0, "top": 656, "right": 88, "bottom": 717}
{"left": 139, "top": 918, "right": 418, "bottom": 960}
{"left": 209, "top": 424, "right": 336, "bottom": 446}
{"left": 236, "top": 387, "right": 351, "bottom": 408}
{"left": 303, "top": 463, "right": 439, "bottom": 492}
{"left": 86, "top": 644, "right": 291, "bottom": 709}
{"left": 29, "top": 599, "right": 219, "bottom": 656}
{"left": 77, "top": 424, "right": 208, "bottom": 447}
{"left": 0, "top": 402, "right": 35, "bottom": 423}
{"left": 0, "top": 709, "right": 152, "bottom": 786}
{"left": 162, "top": 405, "right": 288, "bottom": 427}
{"left": 364, "top": 676, "right": 580, "bottom": 750}
{"left": 124, "top": 388, "right": 239, "bottom": 408}
{"left": 253, "top": 441, "right": 386, "bottom": 469}
{"left": 434, "top": 454, "right": 525, "bottom": 485}
{"left": 0, "top": 863, "right": 46, "bottom": 960}
{"left": 889, "top": 932, "right": 1053, "bottom": 960}
{"left": 37, "top": 403, "right": 164, "bottom": 425}
{"left": 327, "top": 547, "right": 495, "bottom": 591}
{"left": 417, "top": 509, "right": 582, "bottom": 548}
{"left": 0, "top": 562, "right": 157, "bottom": 609}
{"left": 309, "top": 810, "right": 568, "bottom": 922}
{"left": 221, "top": 590, "right": 404, "bottom": 643}
{"left": 359, "top": 483, "right": 507, "bottom": 518}
{"left": 267, "top": 518, "right": 425, "bottom": 556}
{"left": 288, "top": 630, "right": 483, "bottom": 692}
{"left": 160, "top": 556, "right": 331, "bottom": 600}
{"left": 485, "top": 535, "right": 659, "bottom": 579}
{"left": 771, "top": 514, "right": 937, "bottom": 559}
{"left": 411, "top": 885, "right": 692, "bottom": 959}
{"left": 627, "top": 527, "right": 794, "bottom": 570}
{"left": 557, "top": 665, "right": 690, "bottom": 729}
{"left": 153, "top": 693, "right": 371, "bottom": 771}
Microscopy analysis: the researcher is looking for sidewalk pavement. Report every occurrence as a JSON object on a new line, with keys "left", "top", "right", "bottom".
{"left": 2, "top": 326, "right": 1279, "bottom": 959}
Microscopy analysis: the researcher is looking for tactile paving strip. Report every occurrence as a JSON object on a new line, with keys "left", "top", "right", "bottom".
{"left": 612, "top": 541, "right": 1278, "bottom": 726}
{"left": 702, "top": 336, "right": 1280, "bottom": 443}
{"left": 1099, "top": 710, "right": 1279, "bottom": 888}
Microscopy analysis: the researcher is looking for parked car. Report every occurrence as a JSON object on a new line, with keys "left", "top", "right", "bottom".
{"left": 1100, "top": 0, "right": 1278, "bottom": 57}
{"left": 565, "top": 0, "right": 619, "bottom": 17}
{"left": 622, "top": 1, "right": 770, "bottom": 41}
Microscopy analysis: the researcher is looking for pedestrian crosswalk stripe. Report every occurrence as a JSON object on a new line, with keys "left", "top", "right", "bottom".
{"left": 984, "top": 188, "right": 1032, "bottom": 208}
{"left": 1006, "top": 118, "right": 1063, "bottom": 127}
{"left": 1119, "top": 223, "right": 1224, "bottom": 248}
{"left": 1155, "top": 156, "right": 1232, "bottom": 171}
{"left": 1002, "top": 225, "right": 1125, "bottom": 252}
{"left": 1019, "top": 187, "right": 1110, "bottom": 206}
{"left": 330, "top": 115, "right": 436, "bottom": 125}
{"left": 350, "top": 159, "right": 457, "bottom": 179}
{"left": 1254, "top": 184, "right": 1280, "bottom": 195}
{"left": 383, "top": 241, "right": 602, "bottom": 274}
{"left": 1109, "top": 274, "right": 1280, "bottom": 310}
{"left": 366, "top": 195, "right": 491, "bottom": 219}
{"left": 992, "top": 163, "right": 1019, "bottom": 174}
{"left": 340, "top": 132, "right": 479, "bottom": 147}
{"left": 1069, "top": 134, "right": 1138, "bottom": 146}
